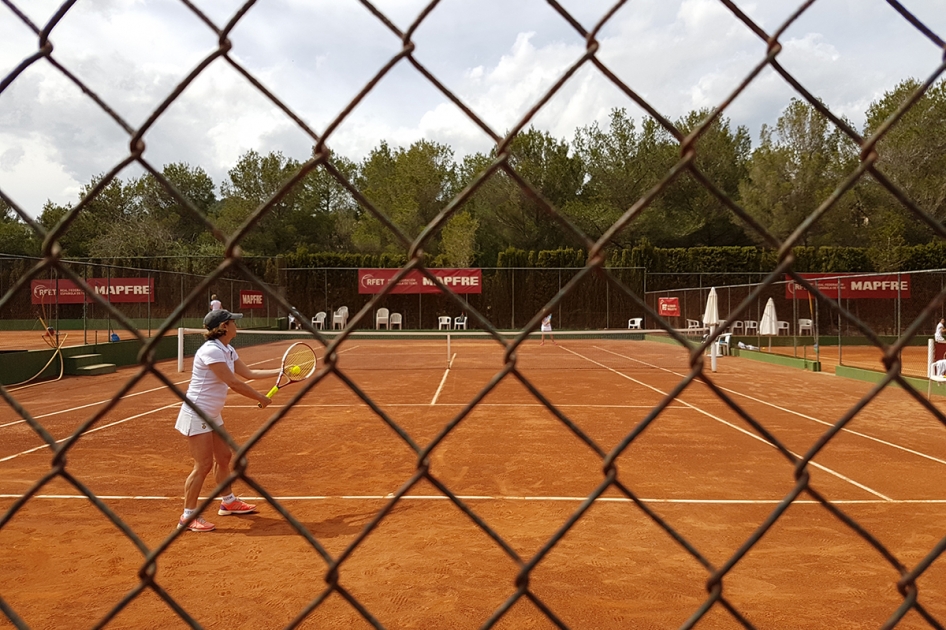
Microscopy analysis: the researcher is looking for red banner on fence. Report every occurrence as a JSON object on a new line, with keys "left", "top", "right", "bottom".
{"left": 240, "top": 290, "right": 265, "bottom": 309}
{"left": 31, "top": 278, "right": 154, "bottom": 304}
{"left": 658, "top": 297, "right": 680, "bottom": 317}
{"left": 785, "top": 273, "right": 911, "bottom": 299}
{"left": 358, "top": 269, "right": 482, "bottom": 294}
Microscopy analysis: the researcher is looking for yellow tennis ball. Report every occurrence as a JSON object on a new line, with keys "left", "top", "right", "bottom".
{"left": 289, "top": 365, "right": 301, "bottom": 377}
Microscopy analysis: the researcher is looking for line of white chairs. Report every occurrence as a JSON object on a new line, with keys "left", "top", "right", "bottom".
{"left": 311, "top": 311, "right": 816, "bottom": 335}
{"left": 438, "top": 315, "right": 467, "bottom": 330}
{"left": 627, "top": 317, "right": 815, "bottom": 336}
{"left": 309, "top": 307, "right": 404, "bottom": 330}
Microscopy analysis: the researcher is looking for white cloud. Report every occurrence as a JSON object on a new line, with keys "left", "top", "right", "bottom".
{"left": 1, "top": 0, "right": 944, "bottom": 217}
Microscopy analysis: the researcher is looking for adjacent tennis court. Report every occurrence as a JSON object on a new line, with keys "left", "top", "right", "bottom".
{"left": 2, "top": 331, "right": 945, "bottom": 628}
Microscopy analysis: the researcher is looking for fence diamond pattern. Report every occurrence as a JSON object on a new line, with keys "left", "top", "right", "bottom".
{"left": 1, "top": 1, "right": 945, "bottom": 628}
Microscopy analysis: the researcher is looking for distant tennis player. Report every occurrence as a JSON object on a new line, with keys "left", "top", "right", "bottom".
{"left": 540, "top": 313, "right": 555, "bottom": 346}
{"left": 174, "top": 309, "right": 280, "bottom": 532}
{"left": 936, "top": 318, "right": 945, "bottom": 343}
{"left": 210, "top": 294, "right": 222, "bottom": 311}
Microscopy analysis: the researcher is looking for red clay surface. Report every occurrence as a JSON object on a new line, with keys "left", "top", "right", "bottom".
{"left": 1, "top": 332, "right": 945, "bottom": 629}
{"left": 0, "top": 328, "right": 160, "bottom": 352}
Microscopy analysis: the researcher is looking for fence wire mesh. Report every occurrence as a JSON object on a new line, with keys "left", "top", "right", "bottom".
{"left": 1, "top": 1, "right": 945, "bottom": 628}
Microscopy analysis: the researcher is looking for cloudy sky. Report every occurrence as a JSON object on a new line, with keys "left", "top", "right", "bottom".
{"left": 1, "top": 0, "right": 944, "bottom": 218}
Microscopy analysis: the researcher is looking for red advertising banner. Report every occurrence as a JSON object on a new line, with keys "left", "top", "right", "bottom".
{"left": 240, "top": 290, "right": 265, "bottom": 310}
{"left": 31, "top": 278, "right": 154, "bottom": 304}
{"left": 785, "top": 273, "right": 911, "bottom": 299}
{"left": 658, "top": 297, "right": 680, "bottom": 317}
{"left": 358, "top": 268, "right": 482, "bottom": 294}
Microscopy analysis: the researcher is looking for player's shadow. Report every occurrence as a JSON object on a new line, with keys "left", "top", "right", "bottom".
{"left": 236, "top": 510, "right": 383, "bottom": 539}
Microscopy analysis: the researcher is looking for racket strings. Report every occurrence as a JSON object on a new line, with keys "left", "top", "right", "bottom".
{"left": 284, "top": 347, "right": 316, "bottom": 381}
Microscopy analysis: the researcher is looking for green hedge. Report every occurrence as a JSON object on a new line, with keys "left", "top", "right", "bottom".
{"left": 191, "top": 243, "right": 946, "bottom": 273}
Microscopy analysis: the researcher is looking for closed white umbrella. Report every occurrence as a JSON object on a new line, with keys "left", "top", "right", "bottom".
{"left": 702, "top": 287, "right": 720, "bottom": 328}
{"left": 703, "top": 288, "right": 720, "bottom": 371}
{"left": 759, "top": 297, "right": 779, "bottom": 350}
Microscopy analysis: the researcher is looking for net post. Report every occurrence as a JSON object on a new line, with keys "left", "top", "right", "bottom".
{"left": 447, "top": 332, "right": 451, "bottom": 368}
{"left": 929, "top": 338, "right": 935, "bottom": 379}
{"left": 178, "top": 327, "right": 184, "bottom": 373}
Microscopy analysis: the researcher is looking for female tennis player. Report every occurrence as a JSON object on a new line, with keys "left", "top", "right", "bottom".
{"left": 174, "top": 309, "right": 281, "bottom": 532}
{"left": 540, "top": 313, "right": 555, "bottom": 345}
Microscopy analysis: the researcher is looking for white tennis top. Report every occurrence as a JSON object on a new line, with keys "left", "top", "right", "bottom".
{"left": 177, "top": 339, "right": 238, "bottom": 420}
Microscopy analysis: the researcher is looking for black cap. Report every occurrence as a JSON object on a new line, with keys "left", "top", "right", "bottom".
{"left": 203, "top": 309, "right": 243, "bottom": 330}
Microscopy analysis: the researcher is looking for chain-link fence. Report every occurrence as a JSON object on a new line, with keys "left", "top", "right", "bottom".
{"left": 0, "top": 254, "right": 280, "bottom": 336}
{"left": 649, "top": 269, "right": 946, "bottom": 377}
{"left": 2, "top": 1, "right": 946, "bottom": 628}
{"left": 283, "top": 266, "right": 645, "bottom": 330}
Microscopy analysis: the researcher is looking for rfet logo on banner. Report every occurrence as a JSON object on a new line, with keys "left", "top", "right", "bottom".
{"left": 359, "top": 269, "right": 482, "bottom": 294}
{"left": 658, "top": 297, "right": 680, "bottom": 317}
{"left": 240, "top": 290, "right": 265, "bottom": 309}
{"left": 31, "top": 278, "right": 153, "bottom": 304}
{"left": 785, "top": 273, "right": 911, "bottom": 299}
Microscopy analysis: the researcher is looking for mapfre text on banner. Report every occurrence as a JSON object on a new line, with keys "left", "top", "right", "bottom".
{"left": 359, "top": 269, "right": 482, "bottom": 294}
{"left": 240, "top": 290, "right": 265, "bottom": 309}
{"left": 785, "top": 273, "right": 911, "bottom": 299}
{"left": 31, "top": 278, "right": 154, "bottom": 304}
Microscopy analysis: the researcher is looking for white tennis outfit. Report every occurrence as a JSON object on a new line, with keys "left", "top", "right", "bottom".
{"left": 175, "top": 339, "right": 238, "bottom": 436}
{"left": 934, "top": 359, "right": 946, "bottom": 377}
{"left": 936, "top": 322, "right": 945, "bottom": 343}
{"left": 210, "top": 298, "right": 222, "bottom": 311}
{"left": 541, "top": 316, "right": 552, "bottom": 333}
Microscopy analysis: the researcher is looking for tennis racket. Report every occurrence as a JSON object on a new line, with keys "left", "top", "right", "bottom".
{"left": 259, "top": 342, "right": 317, "bottom": 407}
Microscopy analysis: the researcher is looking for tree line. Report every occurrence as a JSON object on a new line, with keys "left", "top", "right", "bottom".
{"left": 2, "top": 78, "right": 944, "bottom": 273}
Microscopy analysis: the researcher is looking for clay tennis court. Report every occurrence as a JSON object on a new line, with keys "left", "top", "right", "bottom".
{"left": 2, "top": 332, "right": 945, "bottom": 629}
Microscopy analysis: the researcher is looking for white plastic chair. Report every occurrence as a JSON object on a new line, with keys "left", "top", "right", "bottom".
{"left": 437, "top": 316, "right": 452, "bottom": 330}
{"left": 777, "top": 320, "right": 790, "bottom": 335}
{"left": 798, "top": 318, "right": 813, "bottom": 335}
{"left": 729, "top": 320, "right": 744, "bottom": 334}
{"left": 454, "top": 315, "right": 467, "bottom": 330}
{"left": 376, "top": 307, "right": 390, "bottom": 330}
{"left": 716, "top": 332, "right": 732, "bottom": 356}
{"left": 686, "top": 319, "right": 702, "bottom": 334}
{"left": 628, "top": 317, "right": 643, "bottom": 330}
{"left": 311, "top": 312, "right": 326, "bottom": 330}
{"left": 390, "top": 313, "right": 402, "bottom": 330}
{"left": 744, "top": 320, "right": 758, "bottom": 334}
{"left": 333, "top": 306, "right": 349, "bottom": 329}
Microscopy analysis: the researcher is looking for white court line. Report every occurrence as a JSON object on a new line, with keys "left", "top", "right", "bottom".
{"left": 0, "top": 353, "right": 283, "bottom": 430}
{"left": 561, "top": 345, "right": 892, "bottom": 501}
{"left": 1, "top": 493, "right": 943, "bottom": 505}
{"left": 429, "top": 353, "right": 456, "bottom": 406}
{"left": 0, "top": 378, "right": 192, "bottom": 429}
{"left": 0, "top": 403, "right": 180, "bottom": 463}
{"left": 597, "top": 346, "right": 946, "bottom": 468}
{"left": 227, "top": 403, "right": 679, "bottom": 409}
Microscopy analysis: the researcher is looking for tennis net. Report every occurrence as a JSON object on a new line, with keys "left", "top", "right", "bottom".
{"left": 176, "top": 327, "right": 701, "bottom": 373}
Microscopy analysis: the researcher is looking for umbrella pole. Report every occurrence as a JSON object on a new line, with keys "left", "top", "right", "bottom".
{"left": 711, "top": 324, "right": 718, "bottom": 372}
